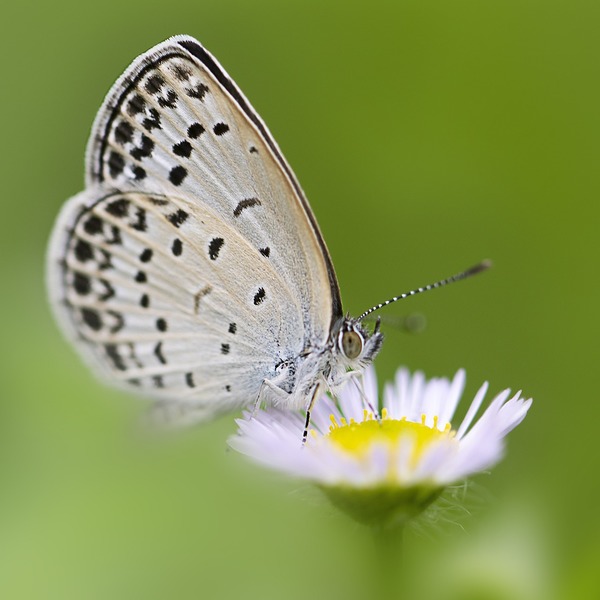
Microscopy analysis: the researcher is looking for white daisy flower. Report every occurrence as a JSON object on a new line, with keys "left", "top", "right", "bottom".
{"left": 229, "top": 366, "right": 532, "bottom": 527}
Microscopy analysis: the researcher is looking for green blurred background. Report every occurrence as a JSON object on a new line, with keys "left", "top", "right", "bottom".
{"left": 1, "top": 0, "right": 598, "bottom": 598}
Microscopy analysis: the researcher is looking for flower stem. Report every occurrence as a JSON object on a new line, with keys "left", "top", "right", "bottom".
{"left": 371, "top": 524, "right": 405, "bottom": 598}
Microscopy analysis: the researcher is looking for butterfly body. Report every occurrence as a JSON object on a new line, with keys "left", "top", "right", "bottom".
{"left": 47, "top": 36, "right": 382, "bottom": 424}
{"left": 263, "top": 317, "right": 383, "bottom": 410}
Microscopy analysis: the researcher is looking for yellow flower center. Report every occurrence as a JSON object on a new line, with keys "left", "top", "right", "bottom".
{"left": 325, "top": 408, "right": 455, "bottom": 468}
{"left": 311, "top": 409, "right": 457, "bottom": 527}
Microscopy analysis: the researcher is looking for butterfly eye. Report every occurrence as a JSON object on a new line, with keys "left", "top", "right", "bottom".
{"left": 341, "top": 330, "right": 363, "bottom": 360}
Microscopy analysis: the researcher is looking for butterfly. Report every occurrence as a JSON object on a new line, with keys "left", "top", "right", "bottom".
{"left": 47, "top": 35, "right": 487, "bottom": 433}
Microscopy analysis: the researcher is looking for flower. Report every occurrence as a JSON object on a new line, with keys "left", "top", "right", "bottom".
{"left": 229, "top": 366, "right": 532, "bottom": 528}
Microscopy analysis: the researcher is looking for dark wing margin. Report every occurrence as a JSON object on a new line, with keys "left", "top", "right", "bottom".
{"left": 86, "top": 34, "right": 343, "bottom": 324}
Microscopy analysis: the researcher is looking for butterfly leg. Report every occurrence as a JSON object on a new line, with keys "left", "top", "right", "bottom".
{"left": 256, "top": 378, "right": 291, "bottom": 414}
{"left": 333, "top": 371, "right": 380, "bottom": 419}
{"left": 302, "top": 384, "right": 322, "bottom": 444}
{"left": 351, "top": 371, "right": 380, "bottom": 420}
{"left": 251, "top": 394, "right": 261, "bottom": 418}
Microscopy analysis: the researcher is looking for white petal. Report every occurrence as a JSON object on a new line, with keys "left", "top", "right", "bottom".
{"left": 363, "top": 365, "right": 379, "bottom": 410}
{"left": 337, "top": 376, "right": 367, "bottom": 423}
{"left": 407, "top": 370, "right": 426, "bottom": 421}
{"left": 396, "top": 368, "right": 413, "bottom": 416}
{"left": 456, "top": 381, "right": 490, "bottom": 439}
{"left": 394, "top": 437, "right": 416, "bottom": 483}
{"left": 413, "top": 437, "right": 458, "bottom": 482}
{"left": 311, "top": 393, "right": 342, "bottom": 434}
{"left": 439, "top": 369, "right": 466, "bottom": 425}
{"left": 383, "top": 382, "right": 398, "bottom": 418}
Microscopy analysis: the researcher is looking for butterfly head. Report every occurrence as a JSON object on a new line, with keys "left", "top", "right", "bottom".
{"left": 334, "top": 316, "right": 383, "bottom": 369}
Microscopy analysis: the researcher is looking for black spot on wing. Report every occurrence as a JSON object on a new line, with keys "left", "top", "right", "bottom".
{"left": 130, "top": 135, "right": 154, "bottom": 160}
{"left": 135, "top": 271, "right": 147, "bottom": 283}
{"left": 253, "top": 287, "right": 266, "bottom": 306}
{"left": 149, "top": 198, "right": 169, "bottom": 206}
{"left": 208, "top": 237, "right": 224, "bottom": 260}
{"left": 172, "top": 140, "right": 192, "bottom": 158}
{"left": 106, "top": 198, "right": 129, "bottom": 218}
{"left": 99, "top": 279, "right": 115, "bottom": 301}
{"left": 158, "top": 89, "right": 178, "bottom": 109}
{"left": 74, "top": 239, "right": 93, "bottom": 262}
{"left": 114, "top": 121, "right": 134, "bottom": 145}
{"left": 127, "top": 93, "right": 145, "bottom": 116}
{"left": 228, "top": 322, "right": 237, "bottom": 334}
{"left": 220, "top": 343, "right": 230, "bottom": 355}
{"left": 233, "top": 197, "right": 261, "bottom": 217}
{"left": 169, "top": 166, "right": 188, "bottom": 186}
{"left": 142, "top": 108, "right": 161, "bottom": 132}
{"left": 107, "top": 310, "right": 125, "bottom": 334}
{"left": 166, "top": 208, "right": 189, "bottom": 227}
{"left": 259, "top": 247, "right": 270, "bottom": 258}
{"left": 73, "top": 272, "right": 91, "bottom": 295}
{"left": 186, "top": 83, "right": 209, "bottom": 100}
{"left": 131, "top": 208, "right": 147, "bottom": 232}
{"left": 156, "top": 318, "right": 167, "bottom": 332}
{"left": 173, "top": 64, "right": 192, "bottom": 80}
{"left": 133, "top": 166, "right": 147, "bottom": 180}
{"left": 140, "top": 293, "right": 150, "bottom": 308}
{"left": 139, "top": 248, "right": 153, "bottom": 263}
{"left": 98, "top": 250, "right": 112, "bottom": 270}
{"left": 81, "top": 308, "right": 102, "bottom": 330}
{"left": 185, "top": 372, "right": 195, "bottom": 388}
{"left": 154, "top": 342, "right": 167, "bottom": 365}
{"left": 187, "top": 122, "right": 205, "bottom": 138}
{"left": 145, "top": 74, "right": 165, "bottom": 94}
{"left": 105, "top": 226, "right": 122, "bottom": 245}
{"left": 105, "top": 344, "right": 127, "bottom": 371}
{"left": 171, "top": 238, "right": 183, "bottom": 256}
{"left": 108, "top": 152, "right": 125, "bottom": 178}
{"left": 83, "top": 215, "right": 103, "bottom": 235}
{"left": 213, "top": 122, "right": 229, "bottom": 136}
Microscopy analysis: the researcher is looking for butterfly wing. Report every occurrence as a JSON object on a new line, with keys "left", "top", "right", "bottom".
{"left": 48, "top": 35, "right": 342, "bottom": 419}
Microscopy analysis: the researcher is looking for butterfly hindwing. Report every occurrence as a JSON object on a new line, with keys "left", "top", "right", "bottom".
{"left": 49, "top": 187, "right": 309, "bottom": 417}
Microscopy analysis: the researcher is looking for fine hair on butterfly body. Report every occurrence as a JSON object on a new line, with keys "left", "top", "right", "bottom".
{"left": 46, "top": 35, "right": 487, "bottom": 429}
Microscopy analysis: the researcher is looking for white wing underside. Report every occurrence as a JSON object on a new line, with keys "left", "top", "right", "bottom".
{"left": 47, "top": 36, "right": 341, "bottom": 422}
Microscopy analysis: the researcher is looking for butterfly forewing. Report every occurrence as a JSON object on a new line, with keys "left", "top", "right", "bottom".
{"left": 48, "top": 36, "right": 342, "bottom": 419}
{"left": 87, "top": 36, "right": 340, "bottom": 330}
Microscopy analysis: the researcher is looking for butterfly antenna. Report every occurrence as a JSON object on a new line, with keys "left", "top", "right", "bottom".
{"left": 356, "top": 260, "right": 492, "bottom": 322}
